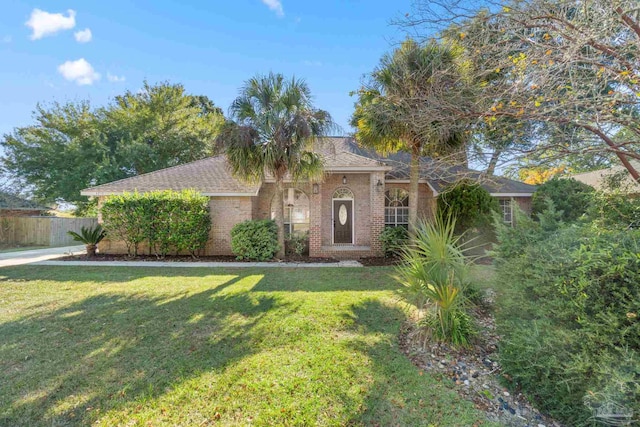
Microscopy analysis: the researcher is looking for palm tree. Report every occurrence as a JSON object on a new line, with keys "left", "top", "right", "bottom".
{"left": 351, "top": 39, "right": 469, "bottom": 235}
{"left": 218, "top": 73, "right": 334, "bottom": 258}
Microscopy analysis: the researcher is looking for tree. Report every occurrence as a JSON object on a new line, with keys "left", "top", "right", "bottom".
{"left": 401, "top": 0, "right": 640, "bottom": 182}
{"left": 217, "top": 73, "right": 334, "bottom": 258}
{"left": 1, "top": 81, "right": 224, "bottom": 210}
{"left": 351, "top": 39, "right": 471, "bottom": 234}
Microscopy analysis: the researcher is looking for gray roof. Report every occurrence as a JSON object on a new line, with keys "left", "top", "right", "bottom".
{"left": 0, "top": 192, "right": 49, "bottom": 211}
{"left": 82, "top": 137, "right": 535, "bottom": 196}
{"left": 333, "top": 137, "right": 537, "bottom": 195}
{"left": 82, "top": 156, "right": 260, "bottom": 196}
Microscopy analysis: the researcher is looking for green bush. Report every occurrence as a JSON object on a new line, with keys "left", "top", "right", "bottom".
{"left": 531, "top": 177, "right": 594, "bottom": 222}
{"left": 230, "top": 220, "right": 279, "bottom": 261}
{"left": 587, "top": 190, "right": 640, "bottom": 230}
{"left": 494, "top": 222, "right": 640, "bottom": 425}
{"left": 437, "top": 179, "right": 499, "bottom": 232}
{"left": 395, "top": 216, "right": 475, "bottom": 347}
{"left": 379, "top": 226, "right": 409, "bottom": 257}
{"left": 101, "top": 190, "right": 210, "bottom": 257}
{"left": 285, "top": 233, "right": 309, "bottom": 257}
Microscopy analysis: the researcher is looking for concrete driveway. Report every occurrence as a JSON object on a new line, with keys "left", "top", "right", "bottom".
{"left": 0, "top": 245, "right": 85, "bottom": 268}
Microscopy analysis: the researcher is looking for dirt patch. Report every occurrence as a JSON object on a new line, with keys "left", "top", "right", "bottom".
{"left": 59, "top": 253, "right": 339, "bottom": 264}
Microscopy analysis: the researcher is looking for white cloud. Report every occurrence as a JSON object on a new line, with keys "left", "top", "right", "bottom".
{"left": 74, "top": 28, "right": 92, "bottom": 43}
{"left": 57, "top": 58, "right": 100, "bottom": 85}
{"left": 26, "top": 9, "right": 76, "bottom": 40}
{"left": 261, "top": 0, "right": 284, "bottom": 17}
{"left": 107, "top": 73, "right": 126, "bottom": 83}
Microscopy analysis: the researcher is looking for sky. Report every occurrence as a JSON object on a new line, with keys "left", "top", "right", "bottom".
{"left": 0, "top": 0, "right": 417, "bottom": 137}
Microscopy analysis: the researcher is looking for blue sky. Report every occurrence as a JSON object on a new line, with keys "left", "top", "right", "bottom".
{"left": 0, "top": 0, "right": 416, "bottom": 137}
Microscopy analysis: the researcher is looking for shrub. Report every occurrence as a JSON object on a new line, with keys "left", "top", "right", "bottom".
{"left": 395, "top": 216, "right": 475, "bottom": 347}
{"left": 285, "top": 232, "right": 309, "bottom": 257}
{"left": 587, "top": 190, "right": 640, "bottom": 230}
{"left": 494, "top": 224, "right": 640, "bottom": 424}
{"left": 531, "top": 177, "right": 594, "bottom": 222}
{"left": 67, "top": 224, "right": 106, "bottom": 257}
{"left": 101, "top": 190, "right": 210, "bottom": 257}
{"left": 437, "top": 179, "right": 499, "bottom": 232}
{"left": 230, "top": 220, "right": 279, "bottom": 261}
{"left": 379, "top": 226, "right": 409, "bottom": 257}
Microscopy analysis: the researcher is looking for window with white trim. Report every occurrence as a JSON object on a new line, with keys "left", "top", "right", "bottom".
{"left": 271, "top": 188, "right": 310, "bottom": 236}
{"left": 385, "top": 189, "right": 409, "bottom": 227}
{"left": 499, "top": 198, "right": 513, "bottom": 224}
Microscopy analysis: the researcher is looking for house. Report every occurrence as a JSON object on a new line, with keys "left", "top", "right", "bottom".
{"left": 81, "top": 137, "right": 536, "bottom": 258}
{"left": 570, "top": 160, "right": 640, "bottom": 196}
{"left": 0, "top": 191, "right": 49, "bottom": 217}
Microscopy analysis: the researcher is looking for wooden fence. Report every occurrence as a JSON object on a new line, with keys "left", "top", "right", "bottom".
{"left": 0, "top": 217, "right": 98, "bottom": 247}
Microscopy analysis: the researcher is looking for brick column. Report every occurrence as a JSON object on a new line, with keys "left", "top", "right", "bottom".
{"left": 370, "top": 172, "right": 386, "bottom": 256}
{"left": 309, "top": 184, "right": 322, "bottom": 257}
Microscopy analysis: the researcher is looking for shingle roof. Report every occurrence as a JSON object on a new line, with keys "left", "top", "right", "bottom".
{"left": 0, "top": 192, "right": 49, "bottom": 211}
{"left": 81, "top": 137, "right": 535, "bottom": 196}
{"left": 81, "top": 156, "right": 260, "bottom": 196}
{"left": 333, "top": 137, "right": 537, "bottom": 195}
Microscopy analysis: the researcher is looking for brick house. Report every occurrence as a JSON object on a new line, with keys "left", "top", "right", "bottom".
{"left": 81, "top": 137, "right": 536, "bottom": 258}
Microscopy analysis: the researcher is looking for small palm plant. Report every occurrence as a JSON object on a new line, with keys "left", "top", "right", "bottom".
{"left": 68, "top": 224, "right": 106, "bottom": 257}
{"left": 395, "top": 215, "right": 475, "bottom": 347}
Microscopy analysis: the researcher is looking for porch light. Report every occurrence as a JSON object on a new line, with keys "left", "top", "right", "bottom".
{"left": 312, "top": 183, "right": 319, "bottom": 194}
{"left": 342, "top": 175, "right": 347, "bottom": 185}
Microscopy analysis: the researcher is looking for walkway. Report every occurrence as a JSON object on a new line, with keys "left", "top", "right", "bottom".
{"left": 34, "top": 259, "right": 363, "bottom": 268}
{"left": 0, "top": 245, "right": 85, "bottom": 267}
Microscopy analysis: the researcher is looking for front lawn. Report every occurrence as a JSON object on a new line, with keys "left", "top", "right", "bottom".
{"left": 0, "top": 266, "right": 493, "bottom": 426}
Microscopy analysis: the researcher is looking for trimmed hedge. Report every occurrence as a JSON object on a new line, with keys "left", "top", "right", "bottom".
{"left": 230, "top": 220, "right": 278, "bottom": 261}
{"left": 101, "top": 190, "right": 210, "bottom": 257}
{"left": 531, "top": 177, "right": 594, "bottom": 222}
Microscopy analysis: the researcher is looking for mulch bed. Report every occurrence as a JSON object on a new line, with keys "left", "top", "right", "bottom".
{"left": 59, "top": 254, "right": 339, "bottom": 263}
{"left": 358, "top": 256, "right": 401, "bottom": 266}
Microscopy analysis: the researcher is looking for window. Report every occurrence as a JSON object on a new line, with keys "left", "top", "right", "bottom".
{"left": 271, "top": 188, "right": 310, "bottom": 236}
{"left": 499, "top": 198, "right": 513, "bottom": 224}
{"left": 385, "top": 189, "right": 409, "bottom": 227}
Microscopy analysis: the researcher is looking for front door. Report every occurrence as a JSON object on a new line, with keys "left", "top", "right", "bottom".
{"left": 333, "top": 200, "right": 353, "bottom": 244}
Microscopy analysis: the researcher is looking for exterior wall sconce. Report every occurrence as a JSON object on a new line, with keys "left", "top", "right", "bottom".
{"left": 342, "top": 175, "right": 347, "bottom": 185}
{"left": 312, "top": 183, "right": 319, "bottom": 194}
{"left": 376, "top": 179, "right": 383, "bottom": 189}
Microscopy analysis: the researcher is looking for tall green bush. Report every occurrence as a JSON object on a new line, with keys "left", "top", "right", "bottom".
{"left": 494, "top": 217, "right": 640, "bottom": 425}
{"left": 379, "top": 226, "right": 409, "bottom": 257}
{"left": 395, "top": 216, "right": 475, "bottom": 347}
{"left": 101, "top": 190, "right": 210, "bottom": 257}
{"left": 531, "top": 177, "right": 594, "bottom": 222}
{"left": 437, "top": 179, "right": 499, "bottom": 232}
{"left": 230, "top": 220, "right": 279, "bottom": 261}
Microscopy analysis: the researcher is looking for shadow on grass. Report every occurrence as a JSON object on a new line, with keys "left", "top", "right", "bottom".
{"left": 0, "top": 265, "right": 399, "bottom": 292}
{"left": 0, "top": 274, "right": 298, "bottom": 426}
{"left": 344, "top": 299, "right": 489, "bottom": 426}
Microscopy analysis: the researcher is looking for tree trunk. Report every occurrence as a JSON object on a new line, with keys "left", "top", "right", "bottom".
{"left": 273, "top": 179, "right": 286, "bottom": 259}
{"left": 408, "top": 146, "right": 420, "bottom": 236}
{"left": 486, "top": 149, "right": 502, "bottom": 176}
{"left": 86, "top": 244, "right": 96, "bottom": 257}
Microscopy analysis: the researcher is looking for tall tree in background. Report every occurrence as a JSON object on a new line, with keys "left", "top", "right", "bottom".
{"left": 1, "top": 81, "right": 224, "bottom": 211}
{"left": 218, "top": 72, "right": 334, "bottom": 258}
{"left": 401, "top": 0, "right": 640, "bottom": 182}
{"left": 351, "top": 39, "right": 471, "bottom": 234}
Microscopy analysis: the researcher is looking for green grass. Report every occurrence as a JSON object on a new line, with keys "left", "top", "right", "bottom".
{"left": 0, "top": 266, "right": 495, "bottom": 426}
